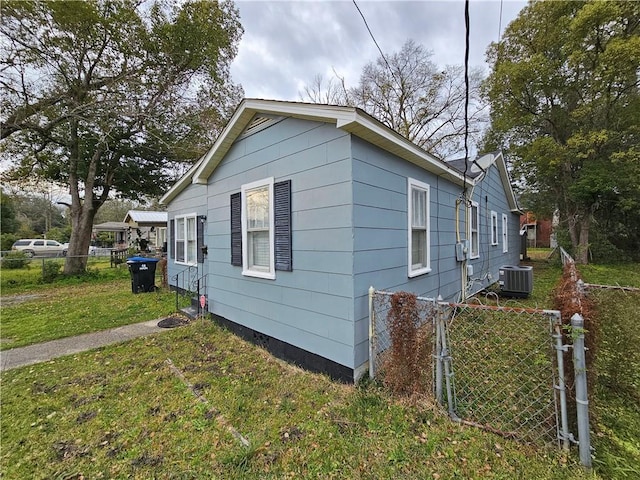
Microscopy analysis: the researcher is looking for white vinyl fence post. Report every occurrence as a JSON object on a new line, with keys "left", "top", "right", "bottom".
{"left": 571, "top": 313, "right": 592, "bottom": 469}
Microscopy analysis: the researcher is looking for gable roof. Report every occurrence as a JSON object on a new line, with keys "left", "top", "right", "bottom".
{"left": 160, "top": 99, "right": 520, "bottom": 212}
{"left": 123, "top": 210, "right": 168, "bottom": 226}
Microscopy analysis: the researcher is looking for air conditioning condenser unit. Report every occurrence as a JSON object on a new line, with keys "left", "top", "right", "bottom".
{"left": 499, "top": 265, "right": 533, "bottom": 297}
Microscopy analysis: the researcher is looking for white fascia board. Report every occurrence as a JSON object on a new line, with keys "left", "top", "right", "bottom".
{"left": 338, "top": 111, "right": 470, "bottom": 186}
{"left": 492, "top": 152, "right": 522, "bottom": 214}
{"left": 192, "top": 103, "right": 256, "bottom": 184}
{"left": 189, "top": 98, "right": 472, "bottom": 193}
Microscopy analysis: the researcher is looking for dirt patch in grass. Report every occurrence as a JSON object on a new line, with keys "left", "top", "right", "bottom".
{"left": 0, "top": 294, "right": 43, "bottom": 306}
{"left": 157, "top": 316, "right": 190, "bottom": 328}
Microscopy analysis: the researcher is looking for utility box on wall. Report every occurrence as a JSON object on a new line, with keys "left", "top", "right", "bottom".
{"left": 456, "top": 240, "right": 470, "bottom": 262}
{"left": 499, "top": 265, "right": 533, "bottom": 297}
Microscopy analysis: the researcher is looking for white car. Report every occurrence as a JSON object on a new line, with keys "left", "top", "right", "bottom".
{"left": 12, "top": 239, "right": 68, "bottom": 257}
{"left": 61, "top": 243, "right": 99, "bottom": 255}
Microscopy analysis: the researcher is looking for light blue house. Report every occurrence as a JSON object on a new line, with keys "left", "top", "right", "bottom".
{"left": 160, "top": 99, "right": 522, "bottom": 382}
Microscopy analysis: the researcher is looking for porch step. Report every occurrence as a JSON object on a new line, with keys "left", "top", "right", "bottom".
{"left": 180, "top": 306, "right": 199, "bottom": 319}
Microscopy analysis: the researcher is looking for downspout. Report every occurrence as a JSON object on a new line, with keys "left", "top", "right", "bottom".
{"left": 459, "top": 176, "right": 483, "bottom": 302}
{"left": 455, "top": 197, "right": 467, "bottom": 302}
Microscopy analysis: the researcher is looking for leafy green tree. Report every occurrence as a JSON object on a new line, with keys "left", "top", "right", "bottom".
{"left": 484, "top": 0, "right": 640, "bottom": 263}
{"left": 0, "top": 190, "right": 18, "bottom": 234}
{"left": 10, "top": 193, "right": 67, "bottom": 235}
{"left": 93, "top": 199, "right": 139, "bottom": 224}
{"left": 0, "top": 0, "right": 243, "bottom": 274}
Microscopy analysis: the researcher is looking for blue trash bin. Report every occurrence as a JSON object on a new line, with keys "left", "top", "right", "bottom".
{"left": 126, "top": 256, "right": 160, "bottom": 293}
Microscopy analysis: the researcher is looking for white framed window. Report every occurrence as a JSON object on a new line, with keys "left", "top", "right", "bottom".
{"left": 175, "top": 213, "right": 197, "bottom": 265}
{"left": 491, "top": 211, "right": 499, "bottom": 245}
{"left": 242, "top": 177, "right": 275, "bottom": 279}
{"left": 502, "top": 213, "right": 509, "bottom": 253}
{"left": 156, "top": 227, "right": 167, "bottom": 248}
{"left": 469, "top": 201, "right": 480, "bottom": 259}
{"left": 408, "top": 178, "right": 431, "bottom": 277}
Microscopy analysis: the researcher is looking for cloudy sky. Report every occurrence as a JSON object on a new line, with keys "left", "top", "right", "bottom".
{"left": 230, "top": 0, "right": 528, "bottom": 101}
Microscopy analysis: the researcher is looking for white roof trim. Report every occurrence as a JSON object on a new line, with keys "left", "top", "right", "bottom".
{"left": 161, "top": 99, "right": 521, "bottom": 206}
{"left": 189, "top": 99, "right": 468, "bottom": 188}
{"left": 472, "top": 151, "right": 521, "bottom": 213}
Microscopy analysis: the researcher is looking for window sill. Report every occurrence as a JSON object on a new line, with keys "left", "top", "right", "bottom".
{"left": 408, "top": 267, "right": 432, "bottom": 278}
{"left": 175, "top": 260, "right": 197, "bottom": 267}
{"left": 242, "top": 269, "right": 276, "bottom": 280}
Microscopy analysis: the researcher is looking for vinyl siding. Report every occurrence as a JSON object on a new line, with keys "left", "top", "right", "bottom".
{"left": 166, "top": 183, "right": 208, "bottom": 282}
{"left": 350, "top": 137, "right": 464, "bottom": 368}
{"left": 165, "top": 113, "right": 521, "bottom": 379}
{"left": 466, "top": 163, "right": 521, "bottom": 295}
{"left": 202, "top": 117, "right": 357, "bottom": 369}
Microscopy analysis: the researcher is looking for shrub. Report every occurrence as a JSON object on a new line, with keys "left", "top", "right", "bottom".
{"left": 41, "top": 260, "right": 61, "bottom": 283}
{"left": 1, "top": 233, "right": 19, "bottom": 252}
{"left": 1, "top": 251, "right": 31, "bottom": 269}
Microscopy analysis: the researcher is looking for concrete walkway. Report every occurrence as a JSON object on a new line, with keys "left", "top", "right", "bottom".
{"left": 1, "top": 319, "right": 169, "bottom": 372}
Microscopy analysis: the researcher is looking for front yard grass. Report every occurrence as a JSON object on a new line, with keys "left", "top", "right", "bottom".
{"left": 1, "top": 261, "right": 177, "bottom": 350}
{"left": 1, "top": 319, "right": 589, "bottom": 479}
{"left": 1, "top": 257, "right": 637, "bottom": 478}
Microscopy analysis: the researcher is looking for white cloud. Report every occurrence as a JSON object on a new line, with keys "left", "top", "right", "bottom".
{"left": 231, "top": 0, "right": 527, "bottom": 100}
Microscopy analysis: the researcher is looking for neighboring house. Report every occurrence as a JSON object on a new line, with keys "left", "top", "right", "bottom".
{"left": 92, "top": 221, "right": 129, "bottom": 247}
{"left": 160, "top": 99, "right": 522, "bottom": 382}
{"left": 123, "top": 210, "right": 168, "bottom": 252}
{"left": 520, "top": 212, "right": 554, "bottom": 248}
{"left": 92, "top": 210, "right": 168, "bottom": 251}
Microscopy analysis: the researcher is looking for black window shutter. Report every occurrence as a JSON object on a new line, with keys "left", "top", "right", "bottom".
{"left": 230, "top": 192, "right": 242, "bottom": 266}
{"left": 274, "top": 180, "right": 292, "bottom": 271}
{"left": 169, "top": 219, "right": 175, "bottom": 260}
{"left": 197, "top": 215, "right": 206, "bottom": 264}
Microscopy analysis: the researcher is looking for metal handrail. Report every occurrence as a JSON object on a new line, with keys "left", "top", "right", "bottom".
{"left": 172, "top": 265, "right": 198, "bottom": 311}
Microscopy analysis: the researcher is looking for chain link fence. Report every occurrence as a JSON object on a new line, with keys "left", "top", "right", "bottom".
{"left": 369, "top": 289, "right": 573, "bottom": 448}
{"left": 444, "top": 302, "right": 562, "bottom": 444}
{"left": 368, "top": 288, "right": 437, "bottom": 382}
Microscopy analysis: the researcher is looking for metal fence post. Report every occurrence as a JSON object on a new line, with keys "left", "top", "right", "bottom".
{"left": 435, "top": 297, "right": 444, "bottom": 405}
{"left": 552, "top": 315, "right": 570, "bottom": 450}
{"left": 368, "top": 286, "right": 375, "bottom": 379}
{"left": 571, "top": 313, "right": 592, "bottom": 469}
{"left": 438, "top": 300, "right": 459, "bottom": 421}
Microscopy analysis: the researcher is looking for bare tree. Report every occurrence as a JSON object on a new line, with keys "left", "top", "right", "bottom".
{"left": 300, "top": 40, "right": 488, "bottom": 158}
{"left": 299, "top": 72, "right": 351, "bottom": 105}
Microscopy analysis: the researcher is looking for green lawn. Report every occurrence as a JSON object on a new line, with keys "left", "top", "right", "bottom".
{"left": 0, "top": 257, "right": 637, "bottom": 478}
{"left": 0, "top": 319, "right": 590, "bottom": 479}
{"left": 1, "top": 260, "right": 179, "bottom": 349}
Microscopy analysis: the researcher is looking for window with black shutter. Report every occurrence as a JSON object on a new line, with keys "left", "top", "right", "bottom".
{"left": 230, "top": 178, "right": 292, "bottom": 277}
{"left": 169, "top": 219, "right": 175, "bottom": 260}
{"left": 230, "top": 192, "right": 242, "bottom": 266}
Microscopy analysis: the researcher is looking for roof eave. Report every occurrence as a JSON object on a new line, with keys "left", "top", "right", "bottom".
{"left": 159, "top": 156, "right": 206, "bottom": 205}
{"left": 169, "top": 99, "right": 474, "bottom": 202}
{"left": 494, "top": 152, "right": 523, "bottom": 214}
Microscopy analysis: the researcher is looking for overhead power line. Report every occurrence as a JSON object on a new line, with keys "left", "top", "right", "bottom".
{"left": 352, "top": 0, "right": 393, "bottom": 75}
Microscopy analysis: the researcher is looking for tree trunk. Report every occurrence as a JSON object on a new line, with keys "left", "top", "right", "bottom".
{"left": 565, "top": 208, "right": 591, "bottom": 264}
{"left": 63, "top": 202, "right": 96, "bottom": 275}
{"left": 576, "top": 216, "right": 590, "bottom": 265}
